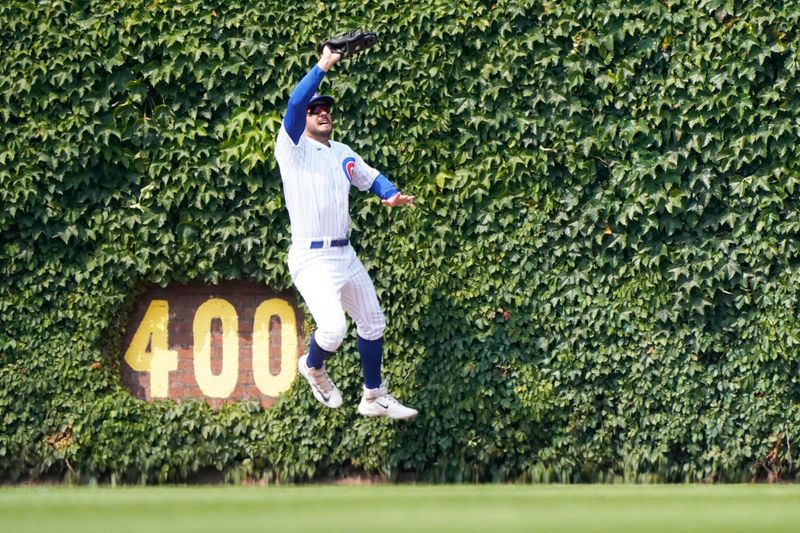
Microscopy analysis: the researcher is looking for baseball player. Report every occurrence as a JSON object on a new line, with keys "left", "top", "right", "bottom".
{"left": 274, "top": 44, "right": 418, "bottom": 420}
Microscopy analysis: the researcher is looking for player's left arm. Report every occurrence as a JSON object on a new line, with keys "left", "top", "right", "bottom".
{"left": 282, "top": 46, "right": 341, "bottom": 145}
{"left": 350, "top": 155, "right": 414, "bottom": 206}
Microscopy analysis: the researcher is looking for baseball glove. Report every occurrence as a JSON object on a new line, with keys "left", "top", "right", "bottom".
{"left": 321, "top": 30, "right": 379, "bottom": 59}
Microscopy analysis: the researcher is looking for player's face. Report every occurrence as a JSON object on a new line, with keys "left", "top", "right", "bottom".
{"left": 306, "top": 104, "right": 334, "bottom": 138}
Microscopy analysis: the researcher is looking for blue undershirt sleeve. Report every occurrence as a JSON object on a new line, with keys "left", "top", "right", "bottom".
{"left": 369, "top": 174, "right": 399, "bottom": 200}
{"left": 283, "top": 65, "right": 326, "bottom": 144}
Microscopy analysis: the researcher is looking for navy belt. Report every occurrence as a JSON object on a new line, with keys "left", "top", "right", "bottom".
{"left": 310, "top": 238, "right": 349, "bottom": 249}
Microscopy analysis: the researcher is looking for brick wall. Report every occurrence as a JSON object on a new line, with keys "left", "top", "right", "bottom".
{"left": 120, "top": 280, "right": 304, "bottom": 408}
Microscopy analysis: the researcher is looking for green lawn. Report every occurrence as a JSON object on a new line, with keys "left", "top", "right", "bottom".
{"left": 1, "top": 484, "right": 799, "bottom": 533}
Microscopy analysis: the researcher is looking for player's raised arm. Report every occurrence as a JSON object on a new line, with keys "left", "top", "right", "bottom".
{"left": 282, "top": 46, "right": 341, "bottom": 144}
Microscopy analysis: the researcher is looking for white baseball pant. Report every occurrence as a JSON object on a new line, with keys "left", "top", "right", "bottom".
{"left": 288, "top": 244, "right": 386, "bottom": 352}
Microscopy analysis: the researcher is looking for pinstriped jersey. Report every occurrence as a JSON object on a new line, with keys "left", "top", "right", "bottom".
{"left": 275, "top": 125, "right": 380, "bottom": 241}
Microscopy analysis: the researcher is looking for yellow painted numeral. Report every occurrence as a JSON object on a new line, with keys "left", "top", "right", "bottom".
{"left": 123, "top": 300, "right": 178, "bottom": 398}
{"left": 252, "top": 298, "right": 298, "bottom": 397}
{"left": 125, "top": 296, "right": 299, "bottom": 400}
{"left": 193, "top": 298, "right": 239, "bottom": 398}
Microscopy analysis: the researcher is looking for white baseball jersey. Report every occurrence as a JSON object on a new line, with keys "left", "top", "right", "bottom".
{"left": 274, "top": 125, "right": 380, "bottom": 243}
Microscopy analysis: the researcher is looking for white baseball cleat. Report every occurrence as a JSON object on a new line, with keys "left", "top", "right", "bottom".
{"left": 298, "top": 354, "right": 343, "bottom": 408}
{"left": 358, "top": 382, "right": 418, "bottom": 420}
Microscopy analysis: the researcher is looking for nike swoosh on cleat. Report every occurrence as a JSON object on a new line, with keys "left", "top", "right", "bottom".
{"left": 318, "top": 389, "right": 330, "bottom": 402}
{"left": 375, "top": 400, "right": 389, "bottom": 409}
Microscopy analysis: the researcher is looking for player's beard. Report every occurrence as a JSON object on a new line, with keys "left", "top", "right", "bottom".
{"left": 306, "top": 116, "right": 333, "bottom": 144}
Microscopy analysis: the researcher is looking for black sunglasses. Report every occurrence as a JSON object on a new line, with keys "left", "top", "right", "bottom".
{"left": 307, "top": 104, "right": 332, "bottom": 115}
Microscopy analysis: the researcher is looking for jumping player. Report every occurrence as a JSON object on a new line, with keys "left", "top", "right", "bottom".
{"left": 274, "top": 45, "right": 418, "bottom": 420}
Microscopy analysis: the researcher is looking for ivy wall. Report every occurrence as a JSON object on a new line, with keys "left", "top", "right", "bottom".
{"left": 2, "top": 0, "right": 800, "bottom": 482}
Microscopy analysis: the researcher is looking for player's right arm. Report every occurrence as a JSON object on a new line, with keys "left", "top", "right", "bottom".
{"left": 281, "top": 46, "right": 341, "bottom": 145}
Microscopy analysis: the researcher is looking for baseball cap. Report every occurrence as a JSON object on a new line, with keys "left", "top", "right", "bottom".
{"left": 308, "top": 92, "right": 334, "bottom": 109}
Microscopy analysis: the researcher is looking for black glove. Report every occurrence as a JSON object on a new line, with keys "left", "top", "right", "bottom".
{"left": 321, "top": 30, "right": 379, "bottom": 59}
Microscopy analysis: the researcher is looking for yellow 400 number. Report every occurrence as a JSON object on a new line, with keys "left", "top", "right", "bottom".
{"left": 124, "top": 298, "right": 298, "bottom": 398}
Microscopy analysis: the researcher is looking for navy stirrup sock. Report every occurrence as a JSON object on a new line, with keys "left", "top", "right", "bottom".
{"left": 358, "top": 335, "right": 383, "bottom": 389}
{"left": 307, "top": 333, "right": 333, "bottom": 369}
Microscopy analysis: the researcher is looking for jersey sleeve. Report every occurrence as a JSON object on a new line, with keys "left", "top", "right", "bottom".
{"left": 274, "top": 123, "right": 306, "bottom": 169}
{"left": 348, "top": 152, "right": 381, "bottom": 192}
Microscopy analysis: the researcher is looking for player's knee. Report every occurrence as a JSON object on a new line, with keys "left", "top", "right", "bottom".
{"left": 356, "top": 314, "right": 386, "bottom": 341}
{"left": 315, "top": 320, "right": 348, "bottom": 352}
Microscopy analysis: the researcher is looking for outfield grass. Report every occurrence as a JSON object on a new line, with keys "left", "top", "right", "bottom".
{"left": 1, "top": 484, "right": 799, "bottom": 533}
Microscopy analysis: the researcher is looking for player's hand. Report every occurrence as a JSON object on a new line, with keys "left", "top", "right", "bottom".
{"left": 381, "top": 192, "right": 415, "bottom": 207}
{"left": 317, "top": 45, "right": 342, "bottom": 72}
